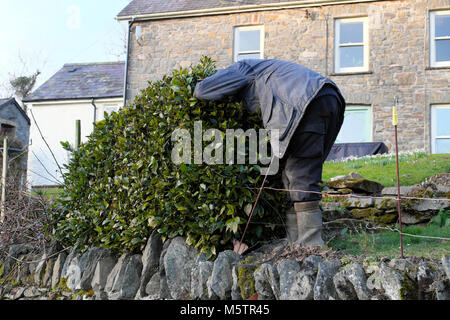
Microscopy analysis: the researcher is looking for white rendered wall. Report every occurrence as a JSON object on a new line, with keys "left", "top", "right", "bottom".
{"left": 26, "top": 98, "right": 122, "bottom": 187}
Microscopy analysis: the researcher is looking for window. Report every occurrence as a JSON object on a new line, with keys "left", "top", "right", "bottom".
{"left": 430, "top": 10, "right": 450, "bottom": 67}
{"left": 233, "top": 26, "right": 264, "bottom": 62}
{"left": 135, "top": 25, "right": 142, "bottom": 40}
{"left": 431, "top": 105, "right": 450, "bottom": 153}
{"left": 335, "top": 106, "right": 372, "bottom": 143}
{"left": 335, "top": 17, "right": 369, "bottom": 73}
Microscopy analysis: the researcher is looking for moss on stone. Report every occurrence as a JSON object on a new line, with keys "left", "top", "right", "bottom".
{"left": 375, "top": 199, "right": 396, "bottom": 210}
{"left": 340, "top": 257, "right": 351, "bottom": 266}
{"left": 325, "top": 179, "right": 364, "bottom": 190}
{"left": 9, "top": 279, "right": 20, "bottom": 286}
{"left": 362, "top": 256, "right": 378, "bottom": 268}
{"left": 321, "top": 196, "right": 336, "bottom": 203}
{"left": 71, "top": 289, "right": 94, "bottom": 300}
{"left": 375, "top": 214, "right": 398, "bottom": 225}
{"left": 351, "top": 208, "right": 384, "bottom": 219}
{"left": 57, "top": 278, "right": 70, "bottom": 291}
{"left": 399, "top": 277, "right": 418, "bottom": 300}
{"left": 237, "top": 256, "right": 258, "bottom": 300}
{"left": 339, "top": 188, "right": 353, "bottom": 194}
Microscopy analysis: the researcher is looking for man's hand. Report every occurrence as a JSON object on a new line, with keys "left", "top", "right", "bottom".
{"left": 233, "top": 239, "right": 249, "bottom": 254}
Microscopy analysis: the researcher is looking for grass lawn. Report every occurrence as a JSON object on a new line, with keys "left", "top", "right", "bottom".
{"left": 323, "top": 151, "right": 450, "bottom": 187}
{"left": 31, "top": 187, "right": 63, "bottom": 201}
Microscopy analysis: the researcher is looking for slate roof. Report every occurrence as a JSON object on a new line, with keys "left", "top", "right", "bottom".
{"left": 0, "top": 98, "right": 10, "bottom": 106}
{"left": 117, "top": 0, "right": 313, "bottom": 18}
{"left": 0, "top": 97, "right": 30, "bottom": 124}
{"left": 24, "top": 62, "right": 125, "bottom": 102}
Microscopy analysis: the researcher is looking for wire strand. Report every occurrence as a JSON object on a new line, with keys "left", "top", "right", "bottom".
{"left": 249, "top": 186, "right": 450, "bottom": 202}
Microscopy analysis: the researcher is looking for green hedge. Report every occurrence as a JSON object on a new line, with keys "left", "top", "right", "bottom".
{"left": 49, "top": 57, "right": 288, "bottom": 257}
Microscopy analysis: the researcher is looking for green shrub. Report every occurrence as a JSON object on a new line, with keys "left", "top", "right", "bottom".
{"left": 48, "top": 57, "right": 288, "bottom": 258}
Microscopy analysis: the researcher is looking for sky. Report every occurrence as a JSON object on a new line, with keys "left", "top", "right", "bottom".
{"left": 0, "top": 0, "right": 132, "bottom": 98}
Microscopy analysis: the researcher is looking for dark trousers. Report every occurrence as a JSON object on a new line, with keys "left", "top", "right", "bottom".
{"left": 281, "top": 93, "right": 345, "bottom": 203}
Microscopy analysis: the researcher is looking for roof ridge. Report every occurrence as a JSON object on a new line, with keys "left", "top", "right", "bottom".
{"left": 0, "top": 97, "right": 13, "bottom": 106}
{"left": 0, "top": 97, "right": 30, "bottom": 124}
{"left": 116, "top": 0, "right": 375, "bottom": 20}
{"left": 63, "top": 61, "right": 125, "bottom": 67}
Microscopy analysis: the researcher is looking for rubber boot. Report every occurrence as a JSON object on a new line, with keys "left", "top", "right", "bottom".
{"left": 285, "top": 207, "right": 298, "bottom": 243}
{"left": 294, "top": 201, "right": 325, "bottom": 247}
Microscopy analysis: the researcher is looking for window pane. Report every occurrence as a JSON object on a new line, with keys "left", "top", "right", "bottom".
{"left": 435, "top": 108, "right": 450, "bottom": 136}
{"left": 336, "top": 108, "right": 370, "bottom": 143}
{"left": 238, "top": 30, "right": 261, "bottom": 52}
{"left": 436, "top": 139, "right": 450, "bottom": 154}
{"left": 340, "top": 22, "right": 363, "bottom": 44}
{"left": 237, "top": 53, "right": 261, "bottom": 61}
{"left": 436, "top": 39, "right": 450, "bottom": 62}
{"left": 435, "top": 14, "right": 450, "bottom": 37}
{"left": 340, "top": 46, "right": 364, "bottom": 68}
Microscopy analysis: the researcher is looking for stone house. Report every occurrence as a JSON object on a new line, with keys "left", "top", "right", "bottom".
{"left": 0, "top": 97, "right": 31, "bottom": 188}
{"left": 23, "top": 62, "right": 125, "bottom": 187}
{"left": 116, "top": 0, "right": 450, "bottom": 155}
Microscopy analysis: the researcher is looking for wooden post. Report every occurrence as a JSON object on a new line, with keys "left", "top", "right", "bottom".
{"left": 75, "top": 120, "right": 81, "bottom": 151}
{"left": 1, "top": 135, "right": 8, "bottom": 223}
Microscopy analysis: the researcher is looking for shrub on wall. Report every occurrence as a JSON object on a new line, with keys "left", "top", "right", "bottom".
{"left": 49, "top": 57, "right": 288, "bottom": 258}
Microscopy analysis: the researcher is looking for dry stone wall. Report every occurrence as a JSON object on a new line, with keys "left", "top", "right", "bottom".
{"left": 1, "top": 235, "right": 449, "bottom": 300}
{"left": 321, "top": 174, "right": 450, "bottom": 227}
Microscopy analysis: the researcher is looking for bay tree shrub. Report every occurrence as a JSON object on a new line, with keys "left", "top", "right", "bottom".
{"left": 49, "top": 57, "right": 288, "bottom": 258}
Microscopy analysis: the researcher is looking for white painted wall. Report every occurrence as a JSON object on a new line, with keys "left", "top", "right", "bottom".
{"left": 26, "top": 98, "right": 122, "bottom": 187}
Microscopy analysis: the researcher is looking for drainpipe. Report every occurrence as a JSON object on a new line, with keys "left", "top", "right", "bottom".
{"left": 123, "top": 17, "right": 136, "bottom": 108}
{"left": 91, "top": 98, "right": 97, "bottom": 123}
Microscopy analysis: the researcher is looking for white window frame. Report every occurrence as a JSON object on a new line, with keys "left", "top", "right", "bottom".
{"left": 335, "top": 17, "right": 369, "bottom": 73}
{"left": 335, "top": 105, "right": 372, "bottom": 143}
{"left": 430, "top": 10, "right": 450, "bottom": 67}
{"left": 431, "top": 104, "right": 450, "bottom": 154}
{"left": 233, "top": 25, "right": 265, "bottom": 62}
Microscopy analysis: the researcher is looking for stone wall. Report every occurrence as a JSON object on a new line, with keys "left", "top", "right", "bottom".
{"left": 321, "top": 173, "right": 450, "bottom": 226}
{"left": 1, "top": 236, "right": 449, "bottom": 300}
{"left": 126, "top": 0, "right": 450, "bottom": 153}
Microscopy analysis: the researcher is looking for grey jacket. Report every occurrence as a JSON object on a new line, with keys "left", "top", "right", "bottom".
{"left": 194, "top": 59, "right": 345, "bottom": 158}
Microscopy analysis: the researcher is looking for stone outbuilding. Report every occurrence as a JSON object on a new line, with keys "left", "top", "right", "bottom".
{"left": 0, "top": 97, "right": 31, "bottom": 188}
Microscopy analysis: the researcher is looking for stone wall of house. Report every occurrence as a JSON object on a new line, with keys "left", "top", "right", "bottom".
{"left": 126, "top": 0, "right": 450, "bottom": 153}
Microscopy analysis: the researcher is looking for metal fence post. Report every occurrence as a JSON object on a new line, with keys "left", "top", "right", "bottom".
{"left": 393, "top": 97, "right": 404, "bottom": 259}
